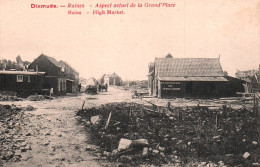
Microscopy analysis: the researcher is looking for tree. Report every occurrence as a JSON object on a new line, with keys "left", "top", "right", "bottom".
{"left": 2, "top": 59, "right": 7, "bottom": 64}
{"left": 16, "top": 55, "right": 22, "bottom": 64}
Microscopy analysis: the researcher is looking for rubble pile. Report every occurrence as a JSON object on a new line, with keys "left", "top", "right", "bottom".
{"left": 0, "top": 105, "right": 30, "bottom": 163}
{"left": 0, "top": 91, "right": 17, "bottom": 96}
{"left": 77, "top": 102, "right": 259, "bottom": 166}
{"left": 27, "top": 95, "right": 48, "bottom": 101}
{"left": 0, "top": 95, "right": 23, "bottom": 101}
{"left": 0, "top": 91, "right": 23, "bottom": 101}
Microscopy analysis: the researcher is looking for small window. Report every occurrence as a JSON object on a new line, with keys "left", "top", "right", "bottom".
{"left": 17, "top": 75, "right": 23, "bottom": 82}
{"left": 28, "top": 76, "right": 30, "bottom": 82}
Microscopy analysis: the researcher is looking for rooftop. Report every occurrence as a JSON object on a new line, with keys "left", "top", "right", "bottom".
{"left": 0, "top": 70, "right": 45, "bottom": 75}
{"left": 155, "top": 58, "right": 225, "bottom": 77}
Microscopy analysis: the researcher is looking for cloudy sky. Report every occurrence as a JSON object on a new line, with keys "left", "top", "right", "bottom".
{"left": 0, "top": 0, "right": 259, "bottom": 80}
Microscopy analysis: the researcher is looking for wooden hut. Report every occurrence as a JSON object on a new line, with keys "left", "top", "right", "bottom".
{"left": 148, "top": 54, "right": 244, "bottom": 98}
{"left": 0, "top": 71, "right": 45, "bottom": 96}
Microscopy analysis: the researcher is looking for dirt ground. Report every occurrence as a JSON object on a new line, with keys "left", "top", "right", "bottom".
{"left": 1, "top": 87, "right": 135, "bottom": 167}
{"left": 0, "top": 87, "right": 255, "bottom": 167}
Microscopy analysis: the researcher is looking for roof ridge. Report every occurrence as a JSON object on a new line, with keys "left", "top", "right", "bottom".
{"left": 156, "top": 57, "right": 219, "bottom": 59}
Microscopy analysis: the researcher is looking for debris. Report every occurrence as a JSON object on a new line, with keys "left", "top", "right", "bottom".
{"left": 105, "top": 111, "right": 112, "bottom": 129}
{"left": 0, "top": 104, "right": 26, "bottom": 162}
{"left": 90, "top": 115, "right": 102, "bottom": 125}
{"left": 0, "top": 94, "right": 23, "bottom": 101}
{"left": 86, "top": 121, "right": 91, "bottom": 126}
{"left": 213, "top": 135, "right": 220, "bottom": 139}
{"left": 132, "top": 139, "right": 148, "bottom": 146}
{"left": 142, "top": 147, "right": 148, "bottom": 156}
{"left": 25, "top": 105, "right": 35, "bottom": 111}
{"left": 27, "top": 95, "right": 47, "bottom": 101}
{"left": 252, "top": 163, "right": 260, "bottom": 166}
{"left": 118, "top": 138, "right": 132, "bottom": 152}
{"left": 243, "top": 152, "right": 250, "bottom": 159}
{"left": 153, "top": 150, "right": 159, "bottom": 154}
{"left": 25, "top": 133, "right": 32, "bottom": 136}
{"left": 158, "top": 146, "right": 165, "bottom": 152}
{"left": 77, "top": 102, "right": 259, "bottom": 166}
{"left": 81, "top": 101, "right": 85, "bottom": 110}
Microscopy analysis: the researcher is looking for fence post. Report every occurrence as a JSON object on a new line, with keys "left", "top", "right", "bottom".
{"left": 81, "top": 101, "right": 85, "bottom": 110}
{"left": 257, "top": 97, "right": 259, "bottom": 145}
{"left": 256, "top": 95, "right": 260, "bottom": 157}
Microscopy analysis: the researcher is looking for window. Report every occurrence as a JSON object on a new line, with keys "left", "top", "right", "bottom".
{"left": 28, "top": 76, "right": 30, "bottom": 82}
{"left": 17, "top": 75, "right": 23, "bottom": 82}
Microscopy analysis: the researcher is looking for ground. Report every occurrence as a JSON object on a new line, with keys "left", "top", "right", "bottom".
{"left": 1, "top": 87, "right": 133, "bottom": 167}
{"left": 0, "top": 87, "right": 256, "bottom": 167}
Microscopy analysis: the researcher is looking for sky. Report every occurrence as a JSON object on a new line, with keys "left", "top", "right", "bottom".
{"left": 0, "top": 0, "right": 260, "bottom": 80}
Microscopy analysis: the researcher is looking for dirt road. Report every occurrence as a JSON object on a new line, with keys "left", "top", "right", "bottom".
{"left": 2, "top": 87, "right": 132, "bottom": 167}
{"left": 1, "top": 87, "right": 252, "bottom": 167}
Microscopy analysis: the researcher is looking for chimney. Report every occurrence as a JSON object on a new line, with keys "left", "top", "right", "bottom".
{"left": 36, "top": 63, "right": 38, "bottom": 73}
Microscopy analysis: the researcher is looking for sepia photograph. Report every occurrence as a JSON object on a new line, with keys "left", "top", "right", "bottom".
{"left": 0, "top": 0, "right": 259, "bottom": 166}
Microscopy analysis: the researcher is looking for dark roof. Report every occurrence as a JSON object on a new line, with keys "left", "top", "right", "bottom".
{"left": 39, "top": 54, "right": 60, "bottom": 67}
{"left": 165, "top": 53, "right": 173, "bottom": 58}
{"left": 155, "top": 58, "right": 224, "bottom": 77}
{"left": 106, "top": 73, "right": 120, "bottom": 78}
{"left": 58, "top": 60, "right": 78, "bottom": 73}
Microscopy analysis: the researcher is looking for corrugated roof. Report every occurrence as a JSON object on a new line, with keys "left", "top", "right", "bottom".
{"left": 155, "top": 58, "right": 224, "bottom": 77}
{"left": 159, "top": 76, "right": 228, "bottom": 82}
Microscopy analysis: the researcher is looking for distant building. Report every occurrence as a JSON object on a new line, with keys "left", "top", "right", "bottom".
{"left": 0, "top": 71, "right": 45, "bottom": 97}
{"left": 148, "top": 53, "right": 244, "bottom": 98}
{"left": 58, "top": 60, "right": 79, "bottom": 93}
{"left": 28, "top": 54, "right": 67, "bottom": 95}
{"left": 235, "top": 65, "right": 260, "bottom": 93}
{"left": 102, "top": 73, "right": 122, "bottom": 86}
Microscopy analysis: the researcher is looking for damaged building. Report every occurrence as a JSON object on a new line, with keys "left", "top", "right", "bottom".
{"left": 28, "top": 54, "right": 79, "bottom": 95}
{"left": 235, "top": 65, "right": 260, "bottom": 93}
{"left": 148, "top": 53, "right": 245, "bottom": 98}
